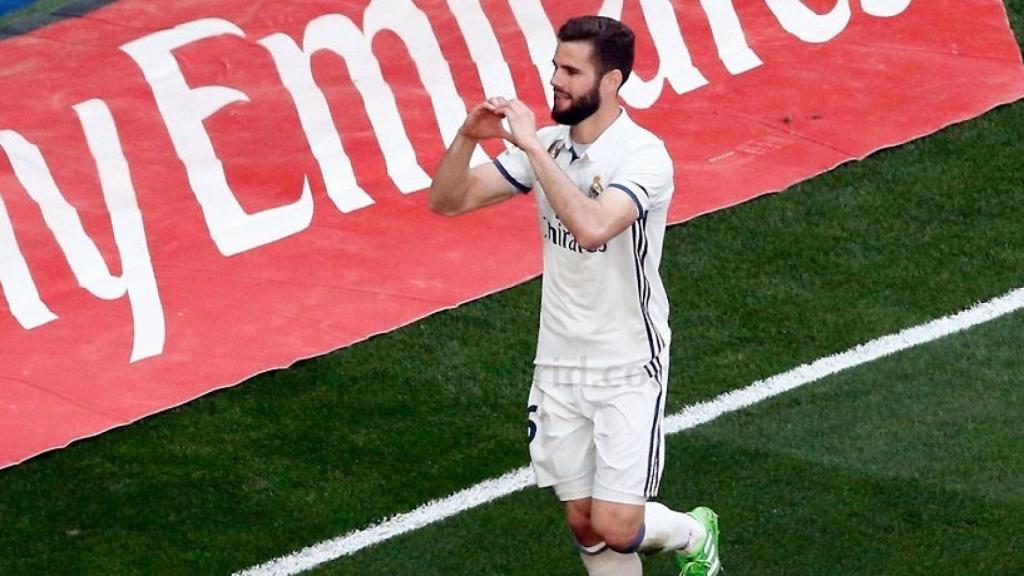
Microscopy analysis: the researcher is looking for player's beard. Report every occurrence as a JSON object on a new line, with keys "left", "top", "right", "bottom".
{"left": 551, "top": 80, "right": 601, "bottom": 126}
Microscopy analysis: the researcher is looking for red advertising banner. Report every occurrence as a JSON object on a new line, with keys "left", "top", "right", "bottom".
{"left": 1, "top": 0, "right": 1022, "bottom": 469}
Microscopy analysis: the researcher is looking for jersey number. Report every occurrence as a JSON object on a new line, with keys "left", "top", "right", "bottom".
{"left": 527, "top": 404, "right": 538, "bottom": 443}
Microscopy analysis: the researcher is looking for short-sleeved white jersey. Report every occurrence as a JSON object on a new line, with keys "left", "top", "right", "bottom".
{"left": 494, "top": 108, "right": 674, "bottom": 382}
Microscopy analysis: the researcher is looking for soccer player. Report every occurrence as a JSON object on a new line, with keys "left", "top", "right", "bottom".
{"left": 429, "top": 15, "right": 721, "bottom": 576}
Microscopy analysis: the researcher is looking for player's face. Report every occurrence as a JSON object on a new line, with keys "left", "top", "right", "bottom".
{"left": 550, "top": 41, "right": 603, "bottom": 126}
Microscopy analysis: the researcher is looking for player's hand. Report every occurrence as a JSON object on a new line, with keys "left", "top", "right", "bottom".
{"left": 459, "top": 98, "right": 516, "bottom": 143}
{"left": 494, "top": 99, "right": 542, "bottom": 153}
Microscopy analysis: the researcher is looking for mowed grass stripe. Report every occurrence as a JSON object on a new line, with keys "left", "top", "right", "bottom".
{"left": 317, "top": 311, "right": 1024, "bottom": 576}
{"left": 238, "top": 286, "right": 1024, "bottom": 576}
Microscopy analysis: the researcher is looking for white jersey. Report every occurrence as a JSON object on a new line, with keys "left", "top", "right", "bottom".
{"left": 494, "top": 109, "right": 674, "bottom": 383}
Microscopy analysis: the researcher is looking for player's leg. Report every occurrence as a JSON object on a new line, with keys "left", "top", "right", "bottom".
{"left": 569, "top": 496, "right": 638, "bottom": 569}
{"left": 588, "top": 499, "right": 645, "bottom": 551}
{"left": 565, "top": 497, "right": 600, "bottom": 546}
{"left": 528, "top": 377, "right": 643, "bottom": 575}
{"left": 588, "top": 498, "right": 720, "bottom": 576}
{"left": 528, "top": 379, "right": 594, "bottom": 501}
{"left": 566, "top": 497, "right": 643, "bottom": 575}
{"left": 587, "top": 498, "right": 708, "bottom": 554}
{"left": 588, "top": 367, "right": 721, "bottom": 575}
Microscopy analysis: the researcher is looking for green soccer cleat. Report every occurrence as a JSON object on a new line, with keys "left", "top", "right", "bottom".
{"left": 674, "top": 506, "right": 721, "bottom": 576}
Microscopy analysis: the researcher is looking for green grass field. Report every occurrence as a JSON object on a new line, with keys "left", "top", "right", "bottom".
{"left": 2, "top": 2, "right": 1023, "bottom": 574}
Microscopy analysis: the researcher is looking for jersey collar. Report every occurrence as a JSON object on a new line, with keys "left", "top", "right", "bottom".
{"left": 570, "top": 107, "right": 633, "bottom": 166}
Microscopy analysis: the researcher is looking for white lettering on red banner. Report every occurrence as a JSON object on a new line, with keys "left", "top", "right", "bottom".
{"left": 0, "top": 0, "right": 925, "bottom": 363}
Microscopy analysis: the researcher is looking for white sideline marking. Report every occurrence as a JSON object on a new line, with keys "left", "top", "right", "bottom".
{"left": 235, "top": 287, "right": 1024, "bottom": 576}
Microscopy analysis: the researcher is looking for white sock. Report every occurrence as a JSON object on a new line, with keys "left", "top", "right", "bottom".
{"left": 641, "top": 502, "right": 707, "bottom": 554}
{"left": 578, "top": 541, "right": 643, "bottom": 576}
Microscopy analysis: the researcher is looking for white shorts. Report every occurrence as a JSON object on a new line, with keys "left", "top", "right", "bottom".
{"left": 527, "top": 358, "right": 668, "bottom": 505}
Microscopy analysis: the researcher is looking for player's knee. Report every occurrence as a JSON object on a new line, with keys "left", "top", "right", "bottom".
{"left": 565, "top": 504, "right": 593, "bottom": 539}
{"left": 590, "top": 509, "right": 644, "bottom": 552}
{"left": 595, "top": 524, "right": 642, "bottom": 552}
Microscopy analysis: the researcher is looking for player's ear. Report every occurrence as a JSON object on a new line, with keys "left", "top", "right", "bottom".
{"left": 602, "top": 69, "right": 623, "bottom": 95}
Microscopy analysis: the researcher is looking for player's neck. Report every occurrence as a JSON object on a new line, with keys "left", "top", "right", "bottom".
{"left": 569, "top": 101, "right": 621, "bottom": 145}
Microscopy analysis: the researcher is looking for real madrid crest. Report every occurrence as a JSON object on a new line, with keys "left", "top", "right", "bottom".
{"left": 547, "top": 139, "right": 564, "bottom": 159}
{"left": 588, "top": 175, "right": 604, "bottom": 198}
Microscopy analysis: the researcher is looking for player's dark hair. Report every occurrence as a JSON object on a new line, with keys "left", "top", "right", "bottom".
{"left": 557, "top": 16, "right": 635, "bottom": 88}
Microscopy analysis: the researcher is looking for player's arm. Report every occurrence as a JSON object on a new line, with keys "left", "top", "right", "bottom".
{"left": 429, "top": 100, "right": 521, "bottom": 216}
{"left": 497, "top": 99, "right": 639, "bottom": 250}
{"left": 429, "top": 134, "right": 518, "bottom": 216}
{"left": 527, "top": 144, "right": 638, "bottom": 250}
